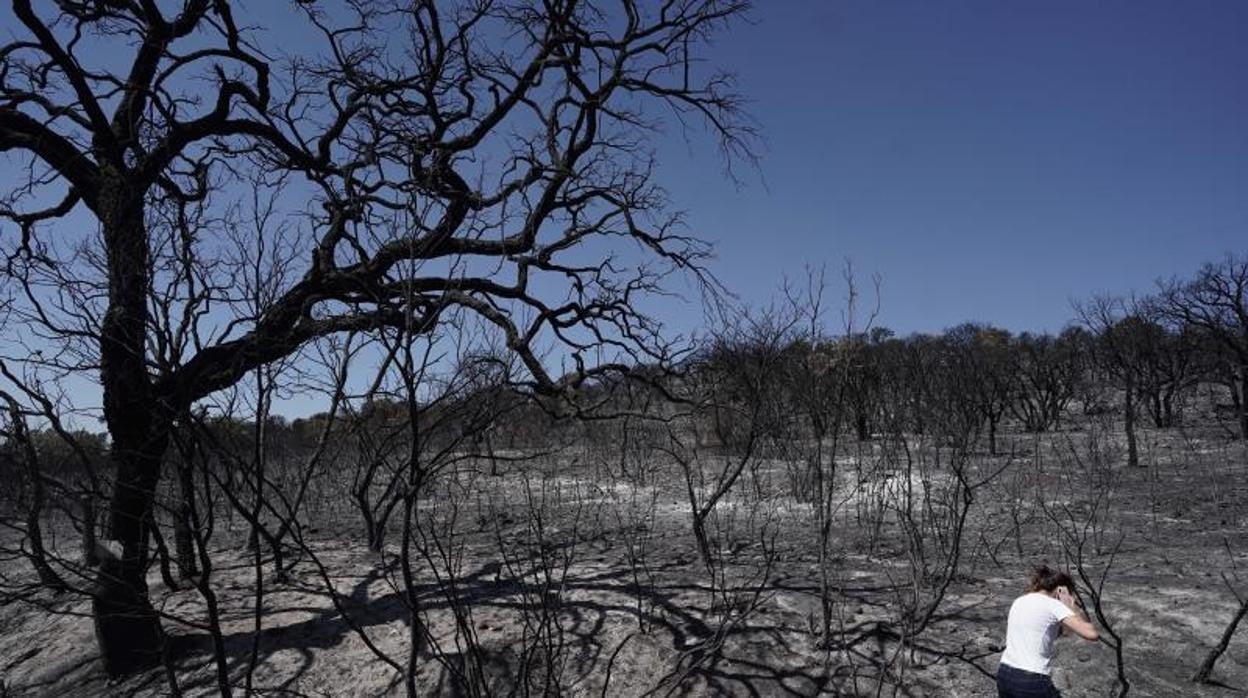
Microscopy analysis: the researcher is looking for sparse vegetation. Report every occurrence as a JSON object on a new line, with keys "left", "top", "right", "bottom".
{"left": 2, "top": 2, "right": 1247, "bottom": 696}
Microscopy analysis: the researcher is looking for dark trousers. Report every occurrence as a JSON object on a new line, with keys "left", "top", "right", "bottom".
{"left": 997, "top": 663, "right": 1061, "bottom": 698}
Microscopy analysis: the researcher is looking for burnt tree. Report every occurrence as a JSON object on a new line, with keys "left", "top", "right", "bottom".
{"left": 1158, "top": 254, "right": 1248, "bottom": 439}
{"left": 0, "top": 0, "right": 751, "bottom": 676}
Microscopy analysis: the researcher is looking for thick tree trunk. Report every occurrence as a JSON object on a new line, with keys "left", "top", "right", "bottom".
{"left": 93, "top": 441, "right": 167, "bottom": 675}
{"left": 92, "top": 195, "right": 168, "bottom": 676}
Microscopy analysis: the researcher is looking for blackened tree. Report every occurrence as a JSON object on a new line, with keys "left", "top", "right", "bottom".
{"left": 1009, "top": 331, "right": 1081, "bottom": 433}
{"left": 0, "top": 0, "right": 751, "bottom": 675}
{"left": 1157, "top": 253, "right": 1248, "bottom": 439}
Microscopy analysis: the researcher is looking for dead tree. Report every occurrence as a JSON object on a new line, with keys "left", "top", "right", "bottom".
{"left": 780, "top": 263, "right": 878, "bottom": 645}
{"left": 1076, "top": 296, "right": 1156, "bottom": 468}
{"left": 0, "top": 393, "right": 68, "bottom": 591}
{"left": 668, "top": 303, "right": 794, "bottom": 570}
{"left": 0, "top": 361, "right": 108, "bottom": 589}
{"left": 1192, "top": 575, "right": 1248, "bottom": 684}
{"left": 944, "top": 323, "right": 1015, "bottom": 455}
{"left": 1157, "top": 253, "right": 1248, "bottom": 439}
{"left": 0, "top": 0, "right": 753, "bottom": 676}
{"left": 1041, "top": 425, "right": 1131, "bottom": 697}
{"left": 1010, "top": 331, "right": 1081, "bottom": 433}
{"left": 845, "top": 328, "right": 891, "bottom": 442}
{"left": 1135, "top": 320, "right": 1196, "bottom": 429}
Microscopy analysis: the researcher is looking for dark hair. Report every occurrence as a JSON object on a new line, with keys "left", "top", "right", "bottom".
{"left": 1025, "top": 565, "right": 1074, "bottom": 594}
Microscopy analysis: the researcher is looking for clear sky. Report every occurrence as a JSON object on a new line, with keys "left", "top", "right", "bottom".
{"left": 655, "top": 0, "right": 1248, "bottom": 335}
{"left": 4, "top": 1, "right": 1246, "bottom": 422}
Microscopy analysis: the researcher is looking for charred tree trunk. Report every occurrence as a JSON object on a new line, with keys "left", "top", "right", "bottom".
{"left": 1147, "top": 391, "right": 1163, "bottom": 428}
{"left": 855, "top": 412, "right": 871, "bottom": 441}
{"left": 1239, "top": 370, "right": 1248, "bottom": 441}
{"left": 987, "top": 415, "right": 999, "bottom": 457}
{"left": 691, "top": 511, "right": 712, "bottom": 573}
{"left": 367, "top": 497, "right": 404, "bottom": 553}
{"left": 368, "top": 521, "right": 385, "bottom": 553}
{"left": 357, "top": 486, "right": 389, "bottom": 553}
{"left": 173, "top": 430, "right": 232, "bottom": 696}
{"left": 357, "top": 492, "right": 377, "bottom": 549}
{"left": 81, "top": 492, "right": 99, "bottom": 568}
{"left": 148, "top": 515, "right": 182, "bottom": 591}
{"left": 93, "top": 438, "right": 168, "bottom": 676}
{"left": 174, "top": 465, "right": 198, "bottom": 580}
{"left": 6, "top": 398, "right": 68, "bottom": 591}
{"left": 1124, "top": 382, "right": 1139, "bottom": 468}
{"left": 1192, "top": 595, "right": 1248, "bottom": 684}
{"left": 92, "top": 195, "right": 169, "bottom": 676}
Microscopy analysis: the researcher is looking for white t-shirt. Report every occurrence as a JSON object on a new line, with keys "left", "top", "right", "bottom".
{"left": 999, "top": 592, "right": 1075, "bottom": 675}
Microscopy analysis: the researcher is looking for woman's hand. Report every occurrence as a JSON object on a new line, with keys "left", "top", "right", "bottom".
{"left": 1056, "top": 586, "right": 1078, "bottom": 611}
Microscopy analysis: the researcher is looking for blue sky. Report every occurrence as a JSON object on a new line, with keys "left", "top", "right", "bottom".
{"left": 4, "top": 1, "right": 1246, "bottom": 421}
{"left": 655, "top": 0, "right": 1248, "bottom": 335}
{"left": 202, "top": 0, "right": 1248, "bottom": 338}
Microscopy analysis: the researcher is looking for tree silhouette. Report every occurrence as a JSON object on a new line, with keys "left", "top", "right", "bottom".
{"left": 0, "top": 0, "right": 751, "bottom": 675}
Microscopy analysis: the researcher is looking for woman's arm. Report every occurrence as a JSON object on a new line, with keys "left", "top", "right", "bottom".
{"left": 1061, "top": 614, "right": 1100, "bottom": 641}
{"left": 1057, "top": 587, "right": 1100, "bottom": 641}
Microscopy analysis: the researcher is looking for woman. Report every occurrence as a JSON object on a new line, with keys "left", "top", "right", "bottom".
{"left": 997, "top": 565, "right": 1100, "bottom": 697}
